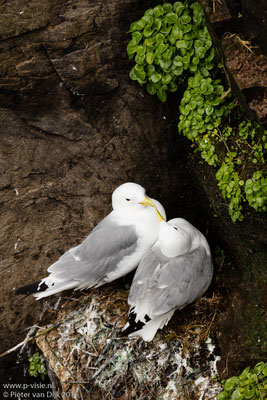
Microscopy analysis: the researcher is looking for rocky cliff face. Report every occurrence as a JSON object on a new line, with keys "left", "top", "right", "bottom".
{"left": 0, "top": 0, "right": 194, "bottom": 379}
{"left": 0, "top": 0, "right": 265, "bottom": 388}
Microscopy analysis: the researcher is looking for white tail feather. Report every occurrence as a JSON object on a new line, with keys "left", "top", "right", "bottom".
{"left": 33, "top": 280, "right": 77, "bottom": 300}
{"left": 128, "top": 310, "right": 175, "bottom": 341}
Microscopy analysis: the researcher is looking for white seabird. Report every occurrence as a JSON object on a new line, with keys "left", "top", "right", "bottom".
{"left": 123, "top": 216, "right": 213, "bottom": 341}
{"left": 16, "top": 182, "right": 166, "bottom": 299}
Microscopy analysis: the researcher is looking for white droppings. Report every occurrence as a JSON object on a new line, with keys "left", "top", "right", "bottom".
{"left": 14, "top": 188, "right": 19, "bottom": 196}
{"left": 206, "top": 336, "right": 221, "bottom": 377}
{"left": 19, "top": 11, "right": 24, "bottom": 15}
{"left": 14, "top": 238, "right": 20, "bottom": 251}
{"left": 163, "top": 116, "right": 167, "bottom": 120}
{"left": 163, "top": 380, "right": 178, "bottom": 400}
{"left": 195, "top": 376, "right": 206, "bottom": 386}
{"left": 72, "top": 66, "right": 77, "bottom": 71}
{"left": 159, "top": 342, "right": 167, "bottom": 351}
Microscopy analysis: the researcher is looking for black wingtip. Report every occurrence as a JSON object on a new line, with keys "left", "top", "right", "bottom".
{"left": 15, "top": 280, "right": 48, "bottom": 295}
{"left": 122, "top": 310, "right": 151, "bottom": 336}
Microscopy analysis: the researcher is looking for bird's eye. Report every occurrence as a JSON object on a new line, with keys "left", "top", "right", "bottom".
{"left": 173, "top": 227, "right": 178, "bottom": 231}
{"left": 125, "top": 198, "right": 131, "bottom": 201}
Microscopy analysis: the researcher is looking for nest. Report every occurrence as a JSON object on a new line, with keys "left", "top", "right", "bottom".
{"left": 36, "top": 282, "right": 222, "bottom": 400}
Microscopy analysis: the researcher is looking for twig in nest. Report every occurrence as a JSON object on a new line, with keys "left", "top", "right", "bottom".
{"left": 0, "top": 324, "right": 61, "bottom": 359}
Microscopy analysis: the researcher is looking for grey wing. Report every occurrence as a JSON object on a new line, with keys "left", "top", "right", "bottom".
{"left": 129, "top": 246, "right": 213, "bottom": 316}
{"left": 152, "top": 247, "right": 213, "bottom": 315}
{"left": 128, "top": 245, "right": 169, "bottom": 305}
{"left": 48, "top": 215, "right": 138, "bottom": 286}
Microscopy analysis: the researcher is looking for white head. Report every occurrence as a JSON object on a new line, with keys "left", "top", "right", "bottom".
{"left": 158, "top": 219, "right": 192, "bottom": 258}
{"left": 112, "top": 182, "right": 166, "bottom": 219}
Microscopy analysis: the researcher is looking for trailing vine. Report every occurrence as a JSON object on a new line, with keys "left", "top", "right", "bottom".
{"left": 127, "top": 0, "right": 266, "bottom": 222}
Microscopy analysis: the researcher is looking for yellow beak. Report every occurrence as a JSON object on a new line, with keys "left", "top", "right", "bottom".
{"left": 155, "top": 208, "right": 165, "bottom": 222}
{"left": 139, "top": 197, "right": 165, "bottom": 222}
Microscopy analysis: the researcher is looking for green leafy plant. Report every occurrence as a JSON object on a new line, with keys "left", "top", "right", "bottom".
{"left": 216, "top": 153, "right": 244, "bottom": 222}
{"left": 28, "top": 352, "right": 47, "bottom": 381}
{"left": 217, "top": 361, "right": 267, "bottom": 400}
{"left": 127, "top": 1, "right": 266, "bottom": 223}
{"left": 245, "top": 171, "right": 267, "bottom": 213}
{"left": 178, "top": 74, "right": 235, "bottom": 166}
{"left": 127, "top": 1, "right": 214, "bottom": 102}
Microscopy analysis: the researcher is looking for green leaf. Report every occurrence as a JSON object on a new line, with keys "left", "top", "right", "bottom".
{"left": 254, "top": 362, "right": 264, "bottom": 373}
{"left": 131, "top": 31, "right": 143, "bottom": 44}
{"left": 192, "top": 3, "right": 204, "bottom": 25}
{"left": 145, "top": 15, "right": 154, "bottom": 28}
{"left": 173, "top": 55, "right": 183, "bottom": 66}
{"left": 127, "top": 41, "right": 139, "bottom": 55}
{"left": 157, "top": 89, "right": 167, "bottom": 102}
{"left": 134, "top": 66, "right": 146, "bottom": 81}
{"left": 135, "top": 53, "right": 146, "bottom": 65}
{"left": 205, "top": 83, "right": 214, "bottom": 94}
{"left": 180, "top": 15, "right": 191, "bottom": 24}
{"left": 136, "top": 46, "right": 146, "bottom": 56}
{"left": 206, "top": 48, "right": 215, "bottom": 62}
{"left": 129, "top": 67, "right": 138, "bottom": 81}
{"left": 176, "top": 39, "right": 187, "bottom": 49}
{"left": 211, "top": 97, "right": 221, "bottom": 106}
{"left": 150, "top": 72, "right": 162, "bottom": 83}
{"left": 169, "top": 81, "right": 178, "bottom": 92}
{"left": 162, "top": 3, "right": 173, "bottom": 13}
{"left": 184, "top": 25, "right": 193, "bottom": 35}
{"left": 153, "top": 18, "right": 162, "bottom": 32}
{"left": 173, "top": 2, "right": 185, "bottom": 16}
{"left": 196, "top": 46, "right": 206, "bottom": 58}
{"left": 129, "top": 19, "right": 146, "bottom": 32}
{"left": 162, "top": 74, "right": 172, "bottom": 84}
{"left": 146, "top": 83, "right": 157, "bottom": 95}
{"left": 155, "top": 33, "right": 165, "bottom": 45}
{"left": 200, "top": 81, "right": 208, "bottom": 93}
{"left": 147, "top": 65, "right": 155, "bottom": 76}
{"left": 143, "top": 26, "right": 154, "bottom": 37}
{"left": 153, "top": 5, "right": 164, "bottom": 17}
{"left": 217, "top": 391, "right": 229, "bottom": 400}
{"left": 146, "top": 52, "right": 156, "bottom": 64}
{"left": 172, "top": 23, "right": 183, "bottom": 39}
{"left": 162, "top": 48, "right": 172, "bottom": 61}
{"left": 159, "top": 59, "right": 172, "bottom": 70}
{"left": 160, "top": 23, "right": 171, "bottom": 35}
{"left": 243, "top": 387, "right": 255, "bottom": 399}
{"left": 231, "top": 388, "right": 243, "bottom": 400}
{"left": 165, "top": 12, "right": 178, "bottom": 24}
{"left": 173, "top": 67, "right": 183, "bottom": 76}
{"left": 182, "top": 53, "right": 190, "bottom": 64}
{"left": 156, "top": 43, "right": 168, "bottom": 55}
{"left": 224, "top": 377, "right": 239, "bottom": 392}
{"left": 144, "top": 8, "right": 154, "bottom": 17}
{"left": 192, "top": 56, "right": 199, "bottom": 65}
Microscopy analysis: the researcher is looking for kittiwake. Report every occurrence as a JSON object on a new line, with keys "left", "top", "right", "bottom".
{"left": 123, "top": 216, "right": 213, "bottom": 341}
{"left": 16, "top": 182, "right": 166, "bottom": 299}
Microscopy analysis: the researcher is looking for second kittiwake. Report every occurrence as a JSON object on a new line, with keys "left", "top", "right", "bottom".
{"left": 123, "top": 216, "right": 213, "bottom": 341}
